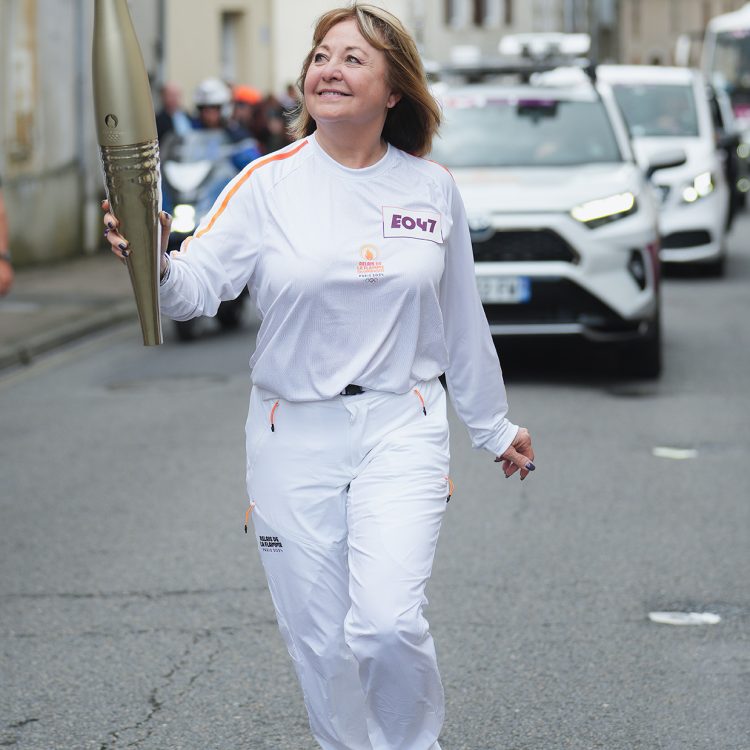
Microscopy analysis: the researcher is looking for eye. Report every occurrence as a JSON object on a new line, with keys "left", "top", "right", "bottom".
{"left": 313, "top": 52, "right": 327, "bottom": 63}
{"left": 346, "top": 55, "right": 362, "bottom": 64}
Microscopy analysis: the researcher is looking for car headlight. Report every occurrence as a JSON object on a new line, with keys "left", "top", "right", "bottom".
{"left": 681, "top": 172, "right": 715, "bottom": 203}
{"left": 571, "top": 192, "right": 637, "bottom": 228}
{"left": 172, "top": 204, "right": 197, "bottom": 234}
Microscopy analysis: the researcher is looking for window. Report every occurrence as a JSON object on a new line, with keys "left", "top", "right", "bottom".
{"left": 471, "top": 0, "right": 502, "bottom": 26}
{"left": 445, "top": 0, "right": 471, "bottom": 28}
{"left": 632, "top": 0, "right": 641, "bottom": 37}
{"left": 431, "top": 98, "right": 622, "bottom": 168}
{"left": 473, "top": 0, "right": 484, "bottom": 25}
{"left": 220, "top": 11, "right": 244, "bottom": 84}
{"left": 485, "top": 0, "right": 502, "bottom": 26}
{"left": 612, "top": 84, "right": 700, "bottom": 138}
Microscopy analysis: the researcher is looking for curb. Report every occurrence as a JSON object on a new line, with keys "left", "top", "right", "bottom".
{"left": 0, "top": 301, "right": 137, "bottom": 371}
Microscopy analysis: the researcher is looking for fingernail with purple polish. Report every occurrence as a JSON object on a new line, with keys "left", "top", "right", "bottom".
{"left": 525, "top": 462, "right": 536, "bottom": 471}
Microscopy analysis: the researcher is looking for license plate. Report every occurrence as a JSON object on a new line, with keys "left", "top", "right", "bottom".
{"left": 476, "top": 275, "right": 531, "bottom": 304}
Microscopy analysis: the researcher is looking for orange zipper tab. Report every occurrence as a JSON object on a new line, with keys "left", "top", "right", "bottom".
{"left": 270, "top": 400, "right": 280, "bottom": 432}
{"left": 244, "top": 501, "right": 256, "bottom": 533}
{"left": 414, "top": 388, "right": 427, "bottom": 416}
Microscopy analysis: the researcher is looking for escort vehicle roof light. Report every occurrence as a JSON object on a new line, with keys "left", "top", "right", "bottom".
{"left": 498, "top": 33, "right": 591, "bottom": 59}
{"left": 437, "top": 33, "right": 597, "bottom": 85}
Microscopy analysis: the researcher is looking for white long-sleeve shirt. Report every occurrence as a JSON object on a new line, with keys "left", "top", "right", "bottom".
{"left": 160, "top": 134, "right": 518, "bottom": 456}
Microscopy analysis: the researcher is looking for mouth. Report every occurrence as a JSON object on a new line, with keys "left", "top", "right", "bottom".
{"left": 317, "top": 89, "right": 351, "bottom": 98}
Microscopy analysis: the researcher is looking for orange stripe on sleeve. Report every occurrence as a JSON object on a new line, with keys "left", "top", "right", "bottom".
{"left": 194, "top": 140, "right": 309, "bottom": 239}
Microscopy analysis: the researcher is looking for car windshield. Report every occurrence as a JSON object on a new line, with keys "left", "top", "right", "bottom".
{"left": 611, "top": 83, "right": 699, "bottom": 137}
{"left": 711, "top": 30, "right": 750, "bottom": 107}
{"left": 161, "top": 129, "right": 234, "bottom": 162}
{"left": 430, "top": 96, "right": 622, "bottom": 168}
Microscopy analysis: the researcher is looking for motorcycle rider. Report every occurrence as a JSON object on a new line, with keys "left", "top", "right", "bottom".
{"left": 192, "top": 78, "right": 260, "bottom": 171}
{"left": 158, "top": 78, "right": 259, "bottom": 338}
{"left": 162, "top": 78, "right": 261, "bottom": 216}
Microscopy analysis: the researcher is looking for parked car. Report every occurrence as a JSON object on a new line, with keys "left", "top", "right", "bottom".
{"left": 430, "top": 61, "right": 683, "bottom": 377}
{"left": 598, "top": 65, "right": 731, "bottom": 275}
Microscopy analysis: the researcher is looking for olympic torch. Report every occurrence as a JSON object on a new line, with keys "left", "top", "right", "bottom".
{"left": 92, "top": 0, "right": 162, "bottom": 345}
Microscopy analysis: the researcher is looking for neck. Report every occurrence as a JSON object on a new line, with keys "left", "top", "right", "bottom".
{"left": 313, "top": 126, "right": 387, "bottom": 169}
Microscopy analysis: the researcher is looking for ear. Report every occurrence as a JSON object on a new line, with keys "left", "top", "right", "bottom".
{"left": 386, "top": 91, "right": 402, "bottom": 109}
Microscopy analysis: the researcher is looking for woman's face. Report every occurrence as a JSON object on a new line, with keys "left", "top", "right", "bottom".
{"left": 303, "top": 19, "right": 400, "bottom": 133}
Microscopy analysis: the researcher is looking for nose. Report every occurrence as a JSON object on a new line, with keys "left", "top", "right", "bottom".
{"left": 321, "top": 57, "right": 343, "bottom": 81}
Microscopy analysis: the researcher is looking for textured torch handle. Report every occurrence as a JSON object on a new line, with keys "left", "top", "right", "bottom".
{"left": 100, "top": 139, "right": 162, "bottom": 345}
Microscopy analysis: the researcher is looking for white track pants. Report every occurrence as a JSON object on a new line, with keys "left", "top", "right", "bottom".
{"left": 245, "top": 378, "right": 450, "bottom": 750}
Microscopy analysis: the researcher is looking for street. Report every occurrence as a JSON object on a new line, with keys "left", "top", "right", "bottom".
{"left": 1, "top": 217, "right": 749, "bottom": 750}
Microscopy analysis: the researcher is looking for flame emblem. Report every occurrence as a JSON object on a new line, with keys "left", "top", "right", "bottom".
{"left": 360, "top": 245, "right": 378, "bottom": 260}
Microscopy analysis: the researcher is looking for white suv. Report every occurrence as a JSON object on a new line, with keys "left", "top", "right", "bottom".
{"left": 598, "top": 65, "right": 731, "bottom": 275}
{"left": 430, "top": 66, "right": 682, "bottom": 377}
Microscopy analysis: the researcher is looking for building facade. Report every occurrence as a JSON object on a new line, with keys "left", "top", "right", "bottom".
{"left": 4, "top": 0, "right": 749, "bottom": 264}
{"left": 618, "top": 0, "right": 747, "bottom": 65}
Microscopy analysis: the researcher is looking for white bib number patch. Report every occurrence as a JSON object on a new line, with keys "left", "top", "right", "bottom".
{"left": 382, "top": 207, "right": 443, "bottom": 242}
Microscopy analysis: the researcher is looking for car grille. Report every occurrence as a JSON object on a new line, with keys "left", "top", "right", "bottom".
{"left": 661, "top": 230, "right": 712, "bottom": 249}
{"left": 472, "top": 229, "right": 578, "bottom": 263}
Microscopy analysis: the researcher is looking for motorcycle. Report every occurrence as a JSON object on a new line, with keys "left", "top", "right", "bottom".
{"left": 160, "top": 129, "right": 259, "bottom": 341}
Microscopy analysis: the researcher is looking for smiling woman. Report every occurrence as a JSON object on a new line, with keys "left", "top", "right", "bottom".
{"left": 288, "top": 4, "right": 441, "bottom": 159}
{"left": 100, "top": 4, "right": 535, "bottom": 749}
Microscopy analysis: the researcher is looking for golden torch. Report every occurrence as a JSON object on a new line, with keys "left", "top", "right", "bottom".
{"left": 92, "top": 0, "right": 162, "bottom": 345}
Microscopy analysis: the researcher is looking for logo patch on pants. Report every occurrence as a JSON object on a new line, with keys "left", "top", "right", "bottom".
{"left": 259, "top": 535, "right": 284, "bottom": 551}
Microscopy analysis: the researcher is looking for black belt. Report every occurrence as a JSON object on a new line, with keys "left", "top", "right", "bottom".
{"left": 340, "top": 384, "right": 365, "bottom": 396}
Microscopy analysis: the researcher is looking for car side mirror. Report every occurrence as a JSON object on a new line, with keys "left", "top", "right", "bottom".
{"left": 717, "top": 131, "right": 740, "bottom": 150}
{"left": 646, "top": 149, "right": 687, "bottom": 179}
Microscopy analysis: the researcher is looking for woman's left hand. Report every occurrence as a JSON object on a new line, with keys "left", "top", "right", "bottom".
{"left": 495, "top": 427, "right": 535, "bottom": 480}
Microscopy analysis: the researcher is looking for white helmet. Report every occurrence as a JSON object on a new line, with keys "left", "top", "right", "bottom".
{"left": 193, "top": 78, "right": 231, "bottom": 107}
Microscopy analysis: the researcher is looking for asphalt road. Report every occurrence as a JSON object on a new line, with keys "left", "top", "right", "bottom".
{"left": 1, "top": 216, "right": 749, "bottom": 750}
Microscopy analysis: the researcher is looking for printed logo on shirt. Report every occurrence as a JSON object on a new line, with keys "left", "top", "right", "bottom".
{"left": 382, "top": 207, "right": 443, "bottom": 242}
{"left": 259, "top": 535, "right": 283, "bottom": 552}
{"left": 357, "top": 244, "right": 385, "bottom": 283}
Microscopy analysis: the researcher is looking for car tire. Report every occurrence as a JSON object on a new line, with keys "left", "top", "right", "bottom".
{"left": 174, "top": 318, "right": 198, "bottom": 342}
{"left": 704, "top": 253, "right": 726, "bottom": 278}
{"left": 619, "top": 314, "right": 662, "bottom": 379}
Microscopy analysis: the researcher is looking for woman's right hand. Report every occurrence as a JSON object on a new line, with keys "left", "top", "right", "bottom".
{"left": 102, "top": 199, "right": 130, "bottom": 261}
{"left": 101, "top": 199, "right": 172, "bottom": 276}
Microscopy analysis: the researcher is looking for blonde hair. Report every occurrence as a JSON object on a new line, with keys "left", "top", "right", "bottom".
{"left": 287, "top": 3, "right": 441, "bottom": 156}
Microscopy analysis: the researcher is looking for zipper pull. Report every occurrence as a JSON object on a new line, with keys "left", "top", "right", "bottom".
{"left": 244, "top": 501, "right": 256, "bottom": 533}
{"left": 414, "top": 388, "right": 427, "bottom": 416}
{"left": 445, "top": 476, "right": 454, "bottom": 503}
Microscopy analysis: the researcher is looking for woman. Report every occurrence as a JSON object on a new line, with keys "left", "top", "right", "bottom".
{"left": 104, "top": 4, "right": 535, "bottom": 749}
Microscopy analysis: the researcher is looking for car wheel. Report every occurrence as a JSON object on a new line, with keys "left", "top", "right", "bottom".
{"left": 703, "top": 252, "right": 726, "bottom": 278}
{"left": 619, "top": 315, "right": 662, "bottom": 379}
{"left": 174, "top": 318, "right": 198, "bottom": 342}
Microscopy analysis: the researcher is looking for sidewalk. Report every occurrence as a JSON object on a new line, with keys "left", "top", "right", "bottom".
{"left": 0, "top": 253, "right": 138, "bottom": 371}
